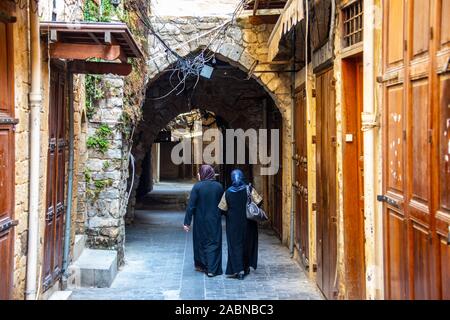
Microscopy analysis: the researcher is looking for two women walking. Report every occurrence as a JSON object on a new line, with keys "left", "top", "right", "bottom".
{"left": 183, "top": 165, "right": 262, "bottom": 279}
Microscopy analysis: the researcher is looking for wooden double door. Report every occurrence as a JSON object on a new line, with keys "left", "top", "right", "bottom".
{"left": 294, "top": 87, "right": 309, "bottom": 267}
{"left": 42, "top": 66, "right": 67, "bottom": 290}
{"left": 381, "top": 0, "right": 450, "bottom": 300}
{"left": 0, "top": 7, "right": 16, "bottom": 300}
{"left": 315, "top": 68, "right": 338, "bottom": 300}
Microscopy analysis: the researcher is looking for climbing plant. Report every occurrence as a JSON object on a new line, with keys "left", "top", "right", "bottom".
{"left": 85, "top": 74, "right": 104, "bottom": 120}
{"left": 84, "top": 0, "right": 117, "bottom": 22}
{"left": 86, "top": 124, "right": 113, "bottom": 154}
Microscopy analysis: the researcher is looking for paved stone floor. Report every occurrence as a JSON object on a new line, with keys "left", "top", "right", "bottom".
{"left": 71, "top": 209, "right": 324, "bottom": 300}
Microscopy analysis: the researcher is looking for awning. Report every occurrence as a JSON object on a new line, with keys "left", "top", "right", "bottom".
{"left": 267, "top": 0, "right": 304, "bottom": 61}
{"left": 40, "top": 21, "right": 144, "bottom": 75}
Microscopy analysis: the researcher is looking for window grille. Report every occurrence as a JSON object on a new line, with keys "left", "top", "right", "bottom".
{"left": 343, "top": 0, "right": 364, "bottom": 47}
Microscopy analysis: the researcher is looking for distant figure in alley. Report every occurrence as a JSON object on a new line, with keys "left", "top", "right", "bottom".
{"left": 184, "top": 165, "right": 224, "bottom": 277}
{"left": 219, "top": 169, "right": 263, "bottom": 280}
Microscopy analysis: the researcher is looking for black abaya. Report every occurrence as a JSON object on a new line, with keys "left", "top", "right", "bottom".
{"left": 184, "top": 180, "right": 224, "bottom": 275}
{"left": 222, "top": 189, "right": 259, "bottom": 275}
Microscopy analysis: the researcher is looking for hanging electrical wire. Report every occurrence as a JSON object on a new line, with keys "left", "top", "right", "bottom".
{"left": 128, "top": 0, "right": 249, "bottom": 100}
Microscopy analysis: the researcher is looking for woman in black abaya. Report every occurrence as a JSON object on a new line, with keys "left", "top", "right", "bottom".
{"left": 184, "top": 165, "right": 224, "bottom": 277}
{"left": 218, "top": 169, "right": 262, "bottom": 280}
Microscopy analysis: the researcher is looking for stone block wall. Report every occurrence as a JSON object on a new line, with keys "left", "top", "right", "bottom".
{"left": 83, "top": 76, "right": 129, "bottom": 265}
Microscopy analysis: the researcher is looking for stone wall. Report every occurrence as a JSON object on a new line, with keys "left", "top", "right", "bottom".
{"left": 83, "top": 76, "right": 129, "bottom": 264}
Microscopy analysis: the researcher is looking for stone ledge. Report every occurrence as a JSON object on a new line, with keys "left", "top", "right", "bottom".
{"left": 71, "top": 249, "right": 118, "bottom": 288}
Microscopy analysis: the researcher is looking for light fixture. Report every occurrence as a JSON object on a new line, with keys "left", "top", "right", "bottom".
{"left": 200, "top": 65, "right": 214, "bottom": 79}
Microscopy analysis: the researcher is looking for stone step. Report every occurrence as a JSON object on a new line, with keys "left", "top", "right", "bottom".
{"left": 69, "top": 249, "right": 118, "bottom": 288}
{"left": 48, "top": 290, "right": 72, "bottom": 300}
{"left": 138, "top": 192, "right": 190, "bottom": 210}
{"left": 73, "top": 234, "right": 86, "bottom": 262}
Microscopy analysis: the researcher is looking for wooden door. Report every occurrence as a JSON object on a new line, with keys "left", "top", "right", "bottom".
{"left": 315, "top": 68, "right": 338, "bottom": 299}
{"left": 42, "top": 66, "right": 66, "bottom": 291}
{"left": 0, "top": 9, "right": 16, "bottom": 300}
{"left": 269, "top": 107, "right": 283, "bottom": 239}
{"left": 294, "top": 87, "right": 309, "bottom": 267}
{"left": 381, "top": 0, "right": 450, "bottom": 300}
{"left": 342, "top": 56, "right": 366, "bottom": 299}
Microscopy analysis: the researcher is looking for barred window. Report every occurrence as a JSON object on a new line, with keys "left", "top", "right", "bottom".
{"left": 343, "top": 0, "right": 364, "bottom": 48}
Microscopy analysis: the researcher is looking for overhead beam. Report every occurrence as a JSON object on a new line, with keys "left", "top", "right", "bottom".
{"left": 49, "top": 43, "right": 127, "bottom": 62}
{"left": 253, "top": 0, "right": 260, "bottom": 15}
{"left": 249, "top": 14, "right": 280, "bottom": 25}
{"left": 68, "top": 61, "right": 133, "bottom": 76}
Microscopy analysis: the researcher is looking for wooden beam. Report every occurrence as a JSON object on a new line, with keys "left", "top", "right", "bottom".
{"left": 88, "top": 32, "right": 102, "bottom": 45}
{"left": 50, "top": 30, "right": 58, "bottom": 42}
{"left": 104, "top": 31, "right": 112, "bottom": 44}
{"left": 249, "top": 14, "right": 280, "bottom": 25}
{"left": 253, "top": 0, "right": 260, "bottom": 15}
{"left": 49, "top": 43, "right": 126, "bottom": 62}
{"left": 68, "top": 61, "right": 133, "bottom": 76}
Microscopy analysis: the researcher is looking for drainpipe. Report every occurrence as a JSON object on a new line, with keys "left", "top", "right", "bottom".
{"left": 289, "top": 28, "right": 296, "bottom": 257}
{"left": 26, "top": 0, "right": 42, "bottom": 300}
{"left": 62, "top": 73, "right": 74, "bottom": 278}
{"left": 362, "top": 0, "right": 378, "bottom": 300}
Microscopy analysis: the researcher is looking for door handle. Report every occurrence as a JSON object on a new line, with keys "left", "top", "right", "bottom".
{"left": 0, "top": 219, "right": 19, "bottom": 233}
{"left": 377, "top": 194, "right": 400, "bottom": 208}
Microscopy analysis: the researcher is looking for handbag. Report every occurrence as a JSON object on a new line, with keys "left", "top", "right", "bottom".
{"left": 246, "top": 184, "right": 268, "bottom": 222}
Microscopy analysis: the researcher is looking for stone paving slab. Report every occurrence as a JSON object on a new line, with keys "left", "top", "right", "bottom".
{"left": 71, "top": 210, "right": 324, "bottom": 300}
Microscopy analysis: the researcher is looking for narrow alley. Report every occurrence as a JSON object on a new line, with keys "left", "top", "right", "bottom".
{"left": 70, "top": 182, "right": 323, "bottom": 300}
{"left": 1, "top": 0, "right": 449, "bottom": 303}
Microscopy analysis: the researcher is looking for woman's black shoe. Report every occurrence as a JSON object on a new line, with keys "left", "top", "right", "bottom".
{"left": 244, "top": 268, "right": 250, "bottom": 275}
{"left": 237, "top": 272, "right": 245, "bottom": 280}
{"left": 207, "top": 272, "right": 216, "bottom": 277}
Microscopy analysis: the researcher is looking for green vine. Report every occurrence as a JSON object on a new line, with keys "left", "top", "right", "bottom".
{"left": 84, "top": 0, "right": 117, "bottom": 22}
{"left": 85, "top": 75, "right": 104, "bottom": 120}
{"left": 86, "top": 124, "right": 113, "bottom": 154}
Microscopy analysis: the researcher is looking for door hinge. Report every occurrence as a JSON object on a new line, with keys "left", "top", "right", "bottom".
{"left": 447, "top": 226, "right": 450, "bottom": 245}
{"left": 312, "top": 135, "right": 317, "bottom": 144}
{"left": 49, "top": 139, "right": 56, "bottom": 152}
{"left": 46, "top": 208, "right": 55, "bottom": 221}
{"left": 403, "top": 130, "right": 406, "bottom": 141}
{"left": 377, "top": 194, "right": 400, "bottom": 208}
{"left": 312, "top": 203, "right": 317, "bottom": 211}
{"left": 430, "top": 27, "right": 434, "bottom": 40}
{"left": 428, "top": 129, "right": 432, "bottom": 144}
{"left": 404, "top": 40, "right": 407, "bottom": 51}
{"left": 312, "top": 88, "right": 316, "bottom": 97}
{"left": 0, "top": 12, "right": 17, "bottom": 24}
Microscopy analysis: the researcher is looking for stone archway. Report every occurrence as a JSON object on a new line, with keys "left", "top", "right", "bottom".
{"left": 128, "top": 17, "right": 294, "bottom": 241}
{"left": 83, "top": 16, "right": 294, "bottom": 263}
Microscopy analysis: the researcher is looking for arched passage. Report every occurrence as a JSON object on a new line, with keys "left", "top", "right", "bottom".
{"left": 128, "top": 55, "right": 285, "bottom": 232}
{"left": 125, "top": 24, "right": 296, "bottom": 241}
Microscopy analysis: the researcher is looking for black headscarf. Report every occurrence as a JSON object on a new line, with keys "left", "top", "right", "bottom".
{"left": 228, "top": 169, "right": 247, "bottom": 192}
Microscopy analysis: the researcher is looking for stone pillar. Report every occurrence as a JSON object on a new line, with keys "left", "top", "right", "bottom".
{"left": 84, "top": 75, "right": 129, "bottom": 265}
{"left": 152, "top": 143, "right": 160, "bottom": 183}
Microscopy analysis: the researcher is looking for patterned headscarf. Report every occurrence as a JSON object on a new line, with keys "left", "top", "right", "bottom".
{"left": 199, "top": 164, "right": 215, "bottom": 181}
